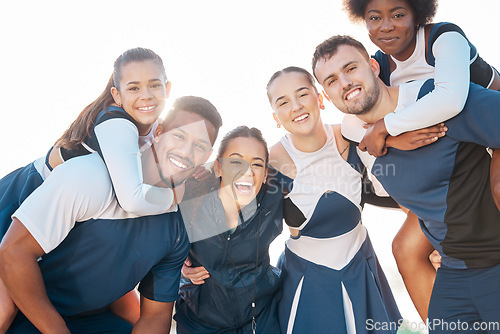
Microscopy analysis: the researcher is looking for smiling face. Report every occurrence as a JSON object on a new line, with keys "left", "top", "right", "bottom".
{"left": 314, "top": 44, "right": 380, "bottom": 116}
{"left": 364, "top": 0, "right": 417, "bottom": 61}
{"left": 267, "top": 71, "right": 322, "bottom": 136}
{"left": 111, "top": 60, "right": 170, "bottom": 135}
{"left": 155, "top": 111, "right": 215, "bottom": 186}
{"left": 217, "top": 136, "right": 267, "bottom": 208}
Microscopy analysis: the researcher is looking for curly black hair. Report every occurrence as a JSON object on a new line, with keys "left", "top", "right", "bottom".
{"left": 343, "top": 0, "right": 438, "bottom": 26}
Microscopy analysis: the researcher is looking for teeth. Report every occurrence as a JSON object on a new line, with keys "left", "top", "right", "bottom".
{"left": 346, "top": 89, "right": 360, "bottom": 100}
{"left": 235, "top": 181, "right": 253, "bottom": 187}
{"left": 169, "top": 157, "right": 187, "bottom": 169}
{"left": 234, "top": 181, "right": 253, "bottom": 194}
{"left": 138, "top": 106, "right": 155, "bottom": 111}
{"left": 294, "top": 114, "right": 308, "bottom": 122}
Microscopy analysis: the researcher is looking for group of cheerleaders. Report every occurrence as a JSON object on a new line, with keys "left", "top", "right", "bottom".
{"left": 1, "top": 0, "right": 499, "bottom": 333}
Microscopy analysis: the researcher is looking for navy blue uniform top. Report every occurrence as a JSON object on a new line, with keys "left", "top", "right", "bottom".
{"left": 38, "top": 209, "right": 189, "bottom": 317}
{"left": 12, "top": 151, "right": 189, "bottom": 317}
{"left": 176, "top": 170, "right": 286, "bottom": 329}
{"left": 372, "top": 80, "right": 500, "bottom": 269}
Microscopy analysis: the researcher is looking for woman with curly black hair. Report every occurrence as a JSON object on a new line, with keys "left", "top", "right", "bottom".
{"left": 342, "top": 0, "right": 500, "bottom": 322}
{"left": 344, "top": 0, "right": 438, "bottom": 29}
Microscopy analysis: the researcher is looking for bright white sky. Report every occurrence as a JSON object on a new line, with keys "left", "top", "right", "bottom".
{"left": 2, "top": 0, "right": 498, "bottom": 175}
{"left": 1, "top": 0, "right": 499, "bottom": 328}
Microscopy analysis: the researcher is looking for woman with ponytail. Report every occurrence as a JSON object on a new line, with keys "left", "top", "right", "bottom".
{"left": 0, "top": 47, "right": 174, "bottom": 330}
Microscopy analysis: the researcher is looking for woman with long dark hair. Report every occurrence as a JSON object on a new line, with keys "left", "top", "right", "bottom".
{"left": 0, "top": 47, "right": 173, "bottom": 330}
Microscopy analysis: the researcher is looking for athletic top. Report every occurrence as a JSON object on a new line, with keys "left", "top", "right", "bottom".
{"left": 13, "top": 153, "right": 189, "bottom": 316}
{"left": 13, "top": 151, "right": 178, "bottom": 253}
{"left": 14, "top": 154, "right": 115, "bottom": 253}
{"left": 344, "top": 79, "right": 500, "bottom": 269}
{"left": 176, "top": 171, "right": 284, "bottom": 329}
{"left": 280, "top": 125, "right": 363, "bottom": 231}
{"left": 62, "top": 106, "right": 174, "bottom": 216}
{"left": 373, "top": 22, "right": 497, "bottom": 136}
{"left": 277, "top": 125, "right": 401, "bottom": 334}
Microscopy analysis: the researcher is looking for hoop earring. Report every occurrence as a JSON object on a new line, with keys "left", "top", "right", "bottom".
{"left": 277, "top": 123, "right": 281, "bottom": 128}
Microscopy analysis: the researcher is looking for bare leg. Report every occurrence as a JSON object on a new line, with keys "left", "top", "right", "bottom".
{"left": 490, "top": 149, "right": 500, "bottom": 211}
{"left": 109, "top": 289, "right": 140, "bottom": 325}
{"left": 392, "top": 211, "right": 436, "bottom": 322}
{"left": 0, "top": 278, "right": 17, "bottom": 333}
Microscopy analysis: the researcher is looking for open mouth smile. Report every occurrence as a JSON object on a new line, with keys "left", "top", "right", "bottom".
{"left": 137, "top": 105, "right": 156, "bottom": 113}
{"left": 345, "top": 88, "right": 361, "bottom": 101}
{"left": 169, "top": 156, "right": 189, "bottom": 170}
{"left": 234, "top": 181, "right": 254, "bottom": 194}
{"left": 293, "top": 113, "right": 309, "bottom": 123}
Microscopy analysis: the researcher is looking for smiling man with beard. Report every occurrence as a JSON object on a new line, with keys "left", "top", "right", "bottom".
{"left": 0, "top": 96, "right": 222, "bottom": 334}
{"left": 313, "top": 35, "right": 500, "bottom": 333}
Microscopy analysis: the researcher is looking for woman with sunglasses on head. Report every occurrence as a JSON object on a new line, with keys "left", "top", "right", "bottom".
{"left": 343, "top": 0, "right": 500, "bottom": 321}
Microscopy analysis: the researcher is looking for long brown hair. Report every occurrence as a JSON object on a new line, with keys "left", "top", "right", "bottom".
{"left": 55, "top": 47, "right": 166, "bottom": 149}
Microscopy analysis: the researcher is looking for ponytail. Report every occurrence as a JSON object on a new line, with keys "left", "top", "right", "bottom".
{"left": 55, "top": 75, "right": 115, "bottom": 149}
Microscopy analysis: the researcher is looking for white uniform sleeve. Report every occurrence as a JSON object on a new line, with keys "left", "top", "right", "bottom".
{"left": 384, "top": 32, "right": 471, "bottom": 136}
{"left": 12, "top": 154, "right": 114, "bottom": 253}
{"left": 94, "top": 119, "right": 174, "bottom": 215}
